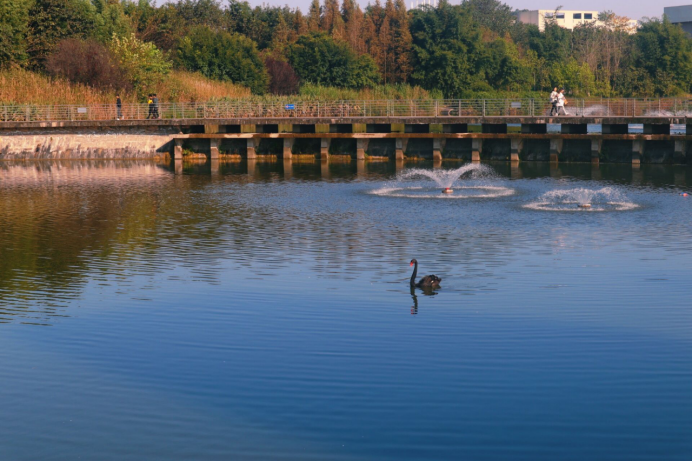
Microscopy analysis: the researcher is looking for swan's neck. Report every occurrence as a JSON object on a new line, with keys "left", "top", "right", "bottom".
{"left": 410, "top": 262, "right": 418, "bottom": 286}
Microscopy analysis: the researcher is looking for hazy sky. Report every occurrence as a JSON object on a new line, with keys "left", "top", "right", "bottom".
{"left": 212, "top": 0, "right": 689, "bottom": 22}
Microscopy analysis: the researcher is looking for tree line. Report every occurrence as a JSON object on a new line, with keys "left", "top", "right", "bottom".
{"left": 0, "top": 0, "right": 690, "bottom": 98}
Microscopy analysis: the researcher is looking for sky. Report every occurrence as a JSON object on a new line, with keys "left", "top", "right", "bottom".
{"left": 211, "top": 0, "right": 688, "bottom": 22}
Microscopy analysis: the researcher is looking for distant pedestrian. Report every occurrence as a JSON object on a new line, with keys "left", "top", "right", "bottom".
{"left": 549, "top": 87, "right": 558, "bottom": 116}
{"left": 153, "top": 94, "right": 159, "bottom": 119}
{"left": 116, "top": 94, "right": 122, "bottom": 120}
{"left": 146, "top": 94, "right": 154, "bottom": 119}
{"left": 556, "top": 89, "right": 567, "bottom": 116}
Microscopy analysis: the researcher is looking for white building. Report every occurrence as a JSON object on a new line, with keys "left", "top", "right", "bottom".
{"left": 664, "top": 5, "right": 692, "bottom": 35}
{"left": 516, "top": 10, "right": 599, "bottom": 31}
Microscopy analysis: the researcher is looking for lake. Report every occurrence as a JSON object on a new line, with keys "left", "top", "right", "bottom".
{"left": 0, "top": 159, "right": 690, "bottom": 460}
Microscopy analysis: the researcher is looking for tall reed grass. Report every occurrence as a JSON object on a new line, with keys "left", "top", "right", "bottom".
{"left": 0, "top": 69, "right": 250, "bottom": 105}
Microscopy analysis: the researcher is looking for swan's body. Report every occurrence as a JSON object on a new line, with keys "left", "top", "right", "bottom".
{"left": 409, "top": 259, "right": 442, "bottom": 288}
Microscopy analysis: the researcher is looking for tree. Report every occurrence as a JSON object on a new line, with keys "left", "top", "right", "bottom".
{"left": 0, "top": 0, "right": 32, "bottom": 68}
{"left": 460, "top": 0, "right": 515, "bottom": 37}
{"left": 110, "top": 33, "right": 172, "bottom": 95}
{"left": 265, "top": 57, "right": 300, "bottom": 95}
{"left": 176, "top": 26, "right": 268, "bottom": 93}
{"left": 288, "top": 32, "right": 379, "bottom": 88}
{"left": 46, "top": 38, "right": 127, "bottom": 90}
{"left": 27, "top": 0, "right": 96, "bottom": 69}
{"left": 308, "top": 0, "right": 321, "bottom": 32}
{"left": 631, "top": 17, "right": 692, "bottom": 95}
{"left": 91, "top": 0, "right": 133, "bottom": 43}
{"left": 409, "top": 0, "right": 486, "bottom": 97}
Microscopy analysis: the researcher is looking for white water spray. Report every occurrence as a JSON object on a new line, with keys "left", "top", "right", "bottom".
{"left": 524, "top": 187, "right": 638, "bottom": 212}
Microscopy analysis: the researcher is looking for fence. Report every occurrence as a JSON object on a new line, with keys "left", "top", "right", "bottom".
{"left": 1, "top": 99, "right": 691, "bottom": 123}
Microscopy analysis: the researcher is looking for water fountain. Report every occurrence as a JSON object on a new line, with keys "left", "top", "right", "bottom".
{"left": 524, "top": 187, "right": 638, "bottom": 212}
{"left": 371, "top": 163, "right": 515, "bottom": 199}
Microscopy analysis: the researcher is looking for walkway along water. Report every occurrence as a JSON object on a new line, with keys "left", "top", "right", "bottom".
{"left": 0, "top": 99, "right": 690, "bottom": 165}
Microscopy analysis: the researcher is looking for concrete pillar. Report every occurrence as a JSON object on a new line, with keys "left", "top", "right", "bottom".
{"left": 320, "top": 159, "right": 329, "bottom": 178}
{"left": 674, "top": 140, "right": 686, "bottom": 163}
{"left": 471, "top": 139, "right": 482, "bottom": 162}
{"left": 315, "top": 124, "right": 330, "bottom": 134}
{"left": 241, "top": 124, "right": 256, "bottom": 133}
{"left": 356, "top": 159, "right": 366, "bottom": 176}
{"left": 395, "top": 159, "right": 404, "bottom": 171}
{"left": 590, "top": 138, "right": 601, "bottom": 165}
{"left": 521, "top": 124, "right": 547, "bottom": 134}
{"left": 632, "top": 139, "right": 643, "bottom": 165}
{"left": 432, "top": 138, "right": 445, "bottom": 161}
{"left": 643, "top": 124, "right": 670, "bottom": 135}
{"left": 549, "top": 139, "right": 563, "bottom": 162}
{"left": 246, "top": 138, "right": 257, "bottom": 159}
{"left": 561, "top": 124, "right": 587, "bottom": 134}
{"left": 209, "top": 138, "right": 220, "bottom": 159}
{"left": 174, "top": 158, "right": 183, "bottom": 175}
{"left": 283, "top": 138, "right": 294, "bottom": 159}
{"left": 482, "top": 124, "right": 507, "bottom": 134}
{"left": 391, "top": 123, "right": 405, "bottom": 134}
{"left": 320, "top": 138, "right": 331, "bottom": 160}
{"left": 602, "top": 124, "right": 628, "bottom": 134}
{"left": 247, "top": 158, "right": 256, "bottom": 176}
{"left": 353, "top": 123, "right": 367, "bottom": 134}
{"left": 283, "top": 159, "right": 292, "bottom": 179}
{"left": 395, "top": 138, "right": 407, "bottom": 160}
{"left": 510, "top": 162, "right": 521, "bottom": 179}
{"left": 210, "top": 157, "right": 219, "bottom": 175}
{"left": 356, "top": 139, "right": 368, "bottom": 160}
{"left": 174, "top": 139, "right": 183, "bottom": 160}
{"left": 510, "top": 138, "right": 522, "bottom": 162}
{"left": 278, "top": 123, "right": 293, "bottom": 133}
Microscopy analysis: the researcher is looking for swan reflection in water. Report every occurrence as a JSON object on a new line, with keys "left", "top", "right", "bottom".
{"left": 410, "top": 286, "right": 438, "bottom": 315}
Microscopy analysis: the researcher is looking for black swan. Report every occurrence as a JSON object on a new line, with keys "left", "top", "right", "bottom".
{"left": 409, "top": 259, "right": 442, "bottom": 288}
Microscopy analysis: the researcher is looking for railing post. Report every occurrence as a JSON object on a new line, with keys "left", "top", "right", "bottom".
{"left": 482, "top": 99, "right": 486, "bottom": 117}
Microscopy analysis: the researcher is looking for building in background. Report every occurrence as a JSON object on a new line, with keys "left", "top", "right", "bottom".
{"left": 516, "top": 10, "right": 599, "bottom": 31}
{"left": 516, "top": 9, "right": 639, "bottom": 33}
{"left": 664, "top": 5, "right": 692, "bottom": 35}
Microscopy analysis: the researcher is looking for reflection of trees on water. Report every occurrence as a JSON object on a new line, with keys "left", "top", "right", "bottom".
{"left": 1, "top": 160, "right": 687, "bottom": 325}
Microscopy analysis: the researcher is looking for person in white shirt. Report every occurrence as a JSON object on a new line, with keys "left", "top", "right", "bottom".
{"left": 556, "top": 89, "right": 567, "bottom": 116}
{"left": 550, "top": 87, "right": 558, "bottom": 116}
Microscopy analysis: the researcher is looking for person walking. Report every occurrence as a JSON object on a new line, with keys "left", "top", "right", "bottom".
{"left": 549, "top": 87, "right": 558, "bottom": 116}
{"left": 116, "top": 94, "right": 122, "bottom": 120}
{"left": 556, "top": 89, "right": 568, "bottom": 116}
{"left": 153, "top": 93, "right": 159, "bottom": 119}
{"left": 146, "top": 94, "right": 154, "bottom": 119}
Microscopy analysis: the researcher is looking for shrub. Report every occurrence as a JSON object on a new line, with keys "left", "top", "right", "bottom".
{"left": 46, "top": 39, "right": 127, "bottom": 90}
{"left": 109, "top": 33, "right": 172, "bottom": 96}
{"left": 176, "top": 26, "right": 269, "bottom": 95}
{"left": 265, "top": 58, "right": 300, "bottom": 95}
{"left": 288, "top": 32, "right": 380, "bottom": 89}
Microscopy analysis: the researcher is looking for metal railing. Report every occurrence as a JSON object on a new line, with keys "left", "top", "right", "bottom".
{"left": 1, "top": 98, "right": 690, "bottom": 122}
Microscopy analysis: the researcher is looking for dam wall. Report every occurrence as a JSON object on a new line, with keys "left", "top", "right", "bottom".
{"left": 0, "top": 118, "right": 689, "bottom": 165}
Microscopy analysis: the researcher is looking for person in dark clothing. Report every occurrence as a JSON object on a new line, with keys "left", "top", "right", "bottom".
{"left": 116, "top": 95, "right": 122, "bottom": 120}
{"left": 153, "top": 94, "right": 159, "bottom": 119}
{"left": 146, "top": 94, "right": 154, "bottom": 119}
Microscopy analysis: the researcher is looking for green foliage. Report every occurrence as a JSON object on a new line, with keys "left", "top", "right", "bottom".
{"left": 175, "top": 26, "right": 268, "bottom": 94}
{"left": 27, "top": 0, "right": 97, "bottom": 68}
{"left": 92, "top": 0, "right": 133, "bottom": 43}
{"left": 409, "top": 1, "right": 486, "bottom": 97}
{"left": 109, "top": 33, "right": 171, "bottom": 95}
{"left": 0, "top": 0, "right": 32, "bottom": 68}
{"left": 288, "top": 32, "right": 380, "bottom": 89}
{"left": 631, "top": 17, "right": 692, "bottom": 96}
{"left": 461, "top": 0, "right": 515, "bottom": 37}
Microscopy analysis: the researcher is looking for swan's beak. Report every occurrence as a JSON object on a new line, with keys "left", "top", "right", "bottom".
{"left": 410, "top": 262, "right": 413, "bottom": 266}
